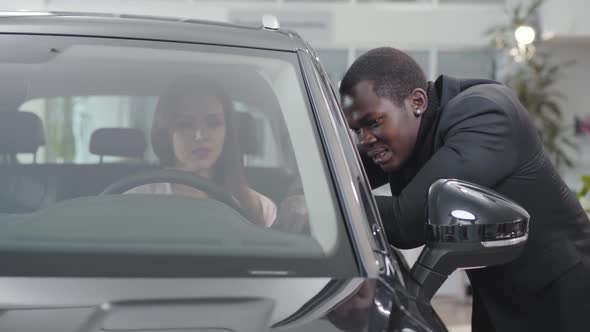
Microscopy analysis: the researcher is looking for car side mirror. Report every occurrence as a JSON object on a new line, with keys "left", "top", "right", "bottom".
{"left": 408, "top": 179, "right": 529, "bottom": 303}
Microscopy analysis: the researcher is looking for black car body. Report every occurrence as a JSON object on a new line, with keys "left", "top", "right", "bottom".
{"left": 0, "top": 12, "right": 529, "bottom": 332}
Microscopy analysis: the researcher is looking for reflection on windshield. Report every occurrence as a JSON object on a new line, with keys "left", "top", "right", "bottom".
{"left": 327, "top": 279, "right": 377, "bottom": 330}
{"left": 0, "top": 35, "right": 344, "bottom": 264}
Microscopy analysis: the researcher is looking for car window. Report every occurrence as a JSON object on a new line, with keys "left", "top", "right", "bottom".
{"left": 19, "top": 96, "right": 146, "bottom": 164}
{"left": 0, "top": 35, "right": 356, "bottom": 277}
{"left": 19, "top": 96, "right": 287, "bottom": 168}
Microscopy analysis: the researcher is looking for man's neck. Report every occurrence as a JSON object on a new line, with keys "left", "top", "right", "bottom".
{"left": 403, "top": 82, "right": 441, "bottom": 169}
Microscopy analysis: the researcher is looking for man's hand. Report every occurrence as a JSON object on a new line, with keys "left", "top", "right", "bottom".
{"left": 273, "top": 194, "right": 310, "bottom": 234}
{"left": 272, "top": 179, "right": 310, "bottom": 234}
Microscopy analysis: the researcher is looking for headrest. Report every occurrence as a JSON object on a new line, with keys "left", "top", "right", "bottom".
{"left": 90, "top": 128, "right": 146, "bottom": 159}
{"left": 0, "top": 111, "right": 45, "bottom": 154}
{"left": 0, "top": 76, "right": 28, "bottom": 111}
{"left": 235, "top": 112, "right": 260, "bottom": 155}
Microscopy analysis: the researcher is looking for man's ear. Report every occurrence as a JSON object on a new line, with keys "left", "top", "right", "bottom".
{"left": 410, "top": 88, "right": 428, "bottom": 109}
{"left": 409, "top": 88, "right": 428, "bottom": 117}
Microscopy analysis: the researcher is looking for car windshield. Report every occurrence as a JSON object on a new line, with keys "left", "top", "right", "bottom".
{"left": 0, "top": 34, "right": 356, "bottom": 277}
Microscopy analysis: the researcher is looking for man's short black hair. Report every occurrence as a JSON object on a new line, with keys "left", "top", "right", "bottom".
{"left": 339, "top": 47, "right": 427, "bottom": 105}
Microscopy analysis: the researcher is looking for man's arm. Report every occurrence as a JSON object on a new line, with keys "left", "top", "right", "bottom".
{"left": 381, "top": 96, "right": 519, "bottom": 249}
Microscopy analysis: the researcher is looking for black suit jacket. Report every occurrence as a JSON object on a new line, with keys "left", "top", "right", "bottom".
{"left": 365, "top": 75, "right": 590, "bottom": 330}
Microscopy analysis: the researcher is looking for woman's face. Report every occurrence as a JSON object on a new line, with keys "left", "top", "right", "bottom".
{"left": 171, "top": 94, "right": 226, "bottom": 174}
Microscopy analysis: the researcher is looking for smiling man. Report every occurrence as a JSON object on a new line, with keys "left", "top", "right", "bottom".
{"left": 340, "top": 47, "right": 590, "bottom": 332}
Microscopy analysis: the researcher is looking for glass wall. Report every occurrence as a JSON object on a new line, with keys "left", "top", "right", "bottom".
{"left": 438, "top": 48, "right": 495, "bottom": 79}
{"left": 315, "top": 49, "right": 349, "bottom": 88}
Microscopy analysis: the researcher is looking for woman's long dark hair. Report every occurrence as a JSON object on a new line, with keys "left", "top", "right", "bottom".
{"left": 151, "top": 75, "right": 264, "bottom": 225}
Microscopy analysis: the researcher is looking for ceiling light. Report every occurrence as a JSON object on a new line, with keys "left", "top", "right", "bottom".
{"left": 515, "top": 25, "right": 536, "bottom": 45}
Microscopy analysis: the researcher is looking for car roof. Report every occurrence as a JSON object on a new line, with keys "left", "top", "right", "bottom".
{"left": 0, "top": 11, "right": 307, "bottom": 52}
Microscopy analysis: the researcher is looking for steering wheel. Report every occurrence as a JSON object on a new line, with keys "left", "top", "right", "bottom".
{"left": 101, "top": 169, "right": 243, "bottom": 213}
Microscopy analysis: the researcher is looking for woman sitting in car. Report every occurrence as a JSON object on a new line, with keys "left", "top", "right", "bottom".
{"left": 126, "top": 76, "right": 276, "bottom": 227}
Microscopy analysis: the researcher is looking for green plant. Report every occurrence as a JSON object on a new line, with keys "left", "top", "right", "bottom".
{"left": 577, "top": 175, "right": 590, "bottom": 199}
{"left": 486, "top": 0, "right": 576, "bottom": 170}
{"left": 577, "top": 175, "right": 590, "bottom": 214}
{"left": 506, "top": 54, "right": 576, "bottom": 169}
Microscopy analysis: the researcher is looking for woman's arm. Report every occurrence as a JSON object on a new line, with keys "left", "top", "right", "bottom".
{"left": 249, "top": 189, "right": 277, "bottom": 227}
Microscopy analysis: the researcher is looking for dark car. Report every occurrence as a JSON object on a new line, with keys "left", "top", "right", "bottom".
{"left": 0, "top": 12, "right": 529, "bottom": 332}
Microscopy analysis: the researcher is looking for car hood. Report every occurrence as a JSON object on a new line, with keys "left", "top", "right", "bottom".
{"left": 0, "top": 277, "right": 364, "bottom": 331}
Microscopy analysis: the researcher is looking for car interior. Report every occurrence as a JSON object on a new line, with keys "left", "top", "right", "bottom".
{"left": 0, "top": 47, "right": 297, "bottom": 215}
{"left": 0, "top": 109, "right": 294, "bottom": 215}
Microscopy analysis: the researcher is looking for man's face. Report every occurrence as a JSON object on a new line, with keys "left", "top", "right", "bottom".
{"left": 343, "top": 80, "right": 423, "bottom": 172}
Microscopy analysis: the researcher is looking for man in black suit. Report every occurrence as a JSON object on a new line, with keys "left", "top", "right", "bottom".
{"left": 339, "top": 47, "right": 590, "bottom": 331}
